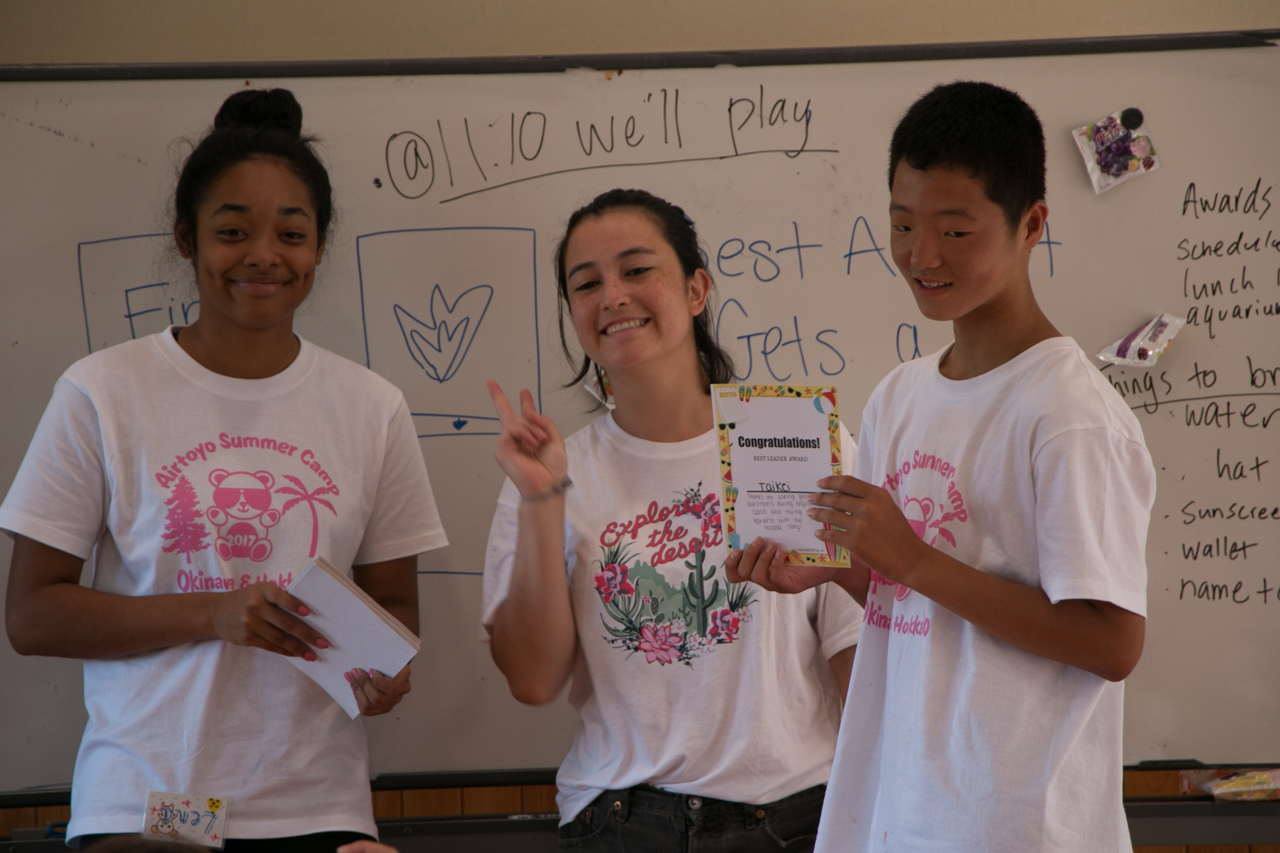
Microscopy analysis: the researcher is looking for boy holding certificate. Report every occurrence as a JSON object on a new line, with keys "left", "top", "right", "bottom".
{"left": 728, "top": 82, "right": 1155, "bottom": 852}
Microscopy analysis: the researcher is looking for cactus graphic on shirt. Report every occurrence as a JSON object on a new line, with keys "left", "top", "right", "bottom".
{"left": 160, "top": 475, "right": 211, "bottom": 563}
{"left": 594, "top": 483, "right": 756, "bottom": 667}
{"left": 681, "top": 549, "right": 720, "bottom": 638}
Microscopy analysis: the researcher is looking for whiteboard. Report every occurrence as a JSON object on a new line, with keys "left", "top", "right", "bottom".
{"left": 1, "top": 45, "right": 1278, "bottom": 792}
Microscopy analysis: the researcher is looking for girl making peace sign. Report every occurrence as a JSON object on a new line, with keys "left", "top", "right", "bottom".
{"left": 482, "top": 189, "right": 862, "bottom": 852}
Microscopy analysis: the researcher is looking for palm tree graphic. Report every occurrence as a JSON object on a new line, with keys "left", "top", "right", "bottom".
{"left": 276, "top": 474, "right": 338, "bottom": 558}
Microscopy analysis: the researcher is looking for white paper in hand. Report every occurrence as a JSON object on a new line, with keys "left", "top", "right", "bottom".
{"left": 285, "top": 557, "right": 421, "bottom": 718}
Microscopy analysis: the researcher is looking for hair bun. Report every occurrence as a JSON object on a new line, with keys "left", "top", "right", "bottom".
{"left": 213, "top": 89, "right": 304, "bottom": 136}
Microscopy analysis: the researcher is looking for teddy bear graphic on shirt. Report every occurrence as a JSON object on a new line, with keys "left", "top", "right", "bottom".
{"left": 154, "top": 435, "right": 342, "bottom": 574}
{"left": 205, "top": 469, "right": 282, "bottom": 562}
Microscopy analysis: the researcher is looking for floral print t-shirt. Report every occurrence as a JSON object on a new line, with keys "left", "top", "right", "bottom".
{"left": 483, "top": 412, "right": 861, "bottom": 823}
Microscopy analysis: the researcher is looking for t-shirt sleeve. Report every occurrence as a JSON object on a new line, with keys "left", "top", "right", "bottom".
{"left": 816, "top": 582, "right": 862, "bottom": 658}
{"left": 813, "top": 420, "right": 863, "bottom": 658}
{"left": 0, "top": 377, "right": 107, "bottom": 559}
{"left": 480, "top": 478, "right": 522, "bottom": 635}
{"left": 1034, "top": 426, "right": 1154, "bottom": 617}
{"left": 353, "top": 399, "right": 449, "bottom": 565}
{"left": 852, "top": 398, "right": 877, "bottom": 485}
{"left": 838, "top": 420, "right": 857, "bottom": 478}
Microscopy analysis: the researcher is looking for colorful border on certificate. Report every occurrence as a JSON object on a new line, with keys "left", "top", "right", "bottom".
{"left": 712, "top": 383, "right": 847, "bottom": 568}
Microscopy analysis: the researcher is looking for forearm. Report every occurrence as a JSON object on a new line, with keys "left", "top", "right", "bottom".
{"left": 828, "top": 644, "right": 856, "bottom": 702}
{"left": 809, "top": 477, "right": 1144, "bottom": 681}
{"left": 489, "top": 498, "right": 578, "bottom": 705}
{"left": 355, "top": 556, "right": 420, "bottom": 637}
{"left": 833, "top": 561, "right": 870, "bottom": 606}
{"left": 381, "top": 602, "right": 418, "bottom": 638}
{"left": 900, "top": 546, "right": 1144, "bottom": 681}
{"left": 9, "top": 535, "right": 325, "bottom": 660}
{"left": 7, "top": 581, "right": 218, "bottom": 659}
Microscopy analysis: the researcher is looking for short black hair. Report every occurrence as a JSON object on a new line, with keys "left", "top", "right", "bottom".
{"left": 554, "top": 189, "right": 734, "bottom": 401}
{"left": 889, "top": 81, "right": 1046, "bottom": 231}
{"left": 175, "top": 88, "right": 333, "bottom": 249}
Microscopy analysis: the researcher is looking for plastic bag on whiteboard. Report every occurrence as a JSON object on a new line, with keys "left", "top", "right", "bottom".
{"left": 1182, "top": 768, "right": 1280, "bottom": 801}
{"left": 1072, "top": 106, "right": 1160, "bottom": 194}
{"left": 1097, "top": 313, "right": 1185, "bottom": 367}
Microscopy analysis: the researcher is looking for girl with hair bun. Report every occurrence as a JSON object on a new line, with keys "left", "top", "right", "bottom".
{"left": 481, "top": 189, "right": 862, "bottom": 852}
{"left": 1, "top": 89, "right": 447, "bottom": 851}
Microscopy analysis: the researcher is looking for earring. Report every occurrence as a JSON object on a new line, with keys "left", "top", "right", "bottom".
{"left": 582, "top": 367, "right": 615, "bottom": 410}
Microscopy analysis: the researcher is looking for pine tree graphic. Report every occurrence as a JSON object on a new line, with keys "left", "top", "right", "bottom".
{"left": 161, "top": 475, "right": 211, "bottom": 563}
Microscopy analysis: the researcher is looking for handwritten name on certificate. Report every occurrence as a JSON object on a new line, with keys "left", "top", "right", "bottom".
{"left": 712, "top": 384, "right": 848, "bottom": 567}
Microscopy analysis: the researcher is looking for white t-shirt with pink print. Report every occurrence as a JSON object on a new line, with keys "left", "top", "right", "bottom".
{"left": 0, "top": 328, "right": 447, "bottom": 843}
{"left": 815, "top": 337, "right": 1154, "bottom": 853}
{"left": 482, "top": 412, "right": 862, "bottom": 824}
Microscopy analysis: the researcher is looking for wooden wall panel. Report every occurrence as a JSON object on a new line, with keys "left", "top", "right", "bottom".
{"left": 1126, "top": 770, "right": 1184, "bottom": 798}
{"left": 402, "top": 788, "right": 463, "bottom": 817}
{"left": 371, "top": 790, "right": 403, "bottom": 820}
{"left": 521, "top": 784, "right": 559, "bottom": 814}
{"left": 0, "top": 808, "right": 37, "bottom": 839}
{"left": 462, "top": 786, "right": 523, "bottom": 815}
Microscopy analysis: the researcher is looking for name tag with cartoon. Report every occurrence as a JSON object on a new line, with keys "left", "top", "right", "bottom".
{"left": 143, "top": 790, "right": 230, "bottom": 848}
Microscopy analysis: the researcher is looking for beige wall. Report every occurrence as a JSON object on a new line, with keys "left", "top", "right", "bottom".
{"left": 2, "top": 0, "right": 1279, "bottom": 66}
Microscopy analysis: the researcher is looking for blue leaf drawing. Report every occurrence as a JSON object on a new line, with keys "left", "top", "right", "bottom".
{"left": 452, "top": 418, "right": 468, "bottom": 430}
{"left": 394, "top": 284, "right": 494, "bottom": 383}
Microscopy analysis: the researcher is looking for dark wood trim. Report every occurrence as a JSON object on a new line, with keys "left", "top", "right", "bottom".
{"left": 2, "top": 30, "right": 1276, "bottom": 82}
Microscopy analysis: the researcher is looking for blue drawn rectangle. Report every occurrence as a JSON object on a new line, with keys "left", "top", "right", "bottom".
{"left": 79, "top": 234, "right": 196, "bottom": 353}
{"left": 356, "top": 227, "right": 540, "bottom": 438}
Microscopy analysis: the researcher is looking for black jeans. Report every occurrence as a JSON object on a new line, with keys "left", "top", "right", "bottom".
{"left": 559, "top": 784, "right": 824, "bottom": 852}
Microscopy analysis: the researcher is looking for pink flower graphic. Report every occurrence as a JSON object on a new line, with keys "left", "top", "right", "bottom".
{"left": 697, "top": 496, "right": 722, "bottom": 536}
{"left": 707, "top": 608, "right": 740, "bottom": 643}
{"left": 638, "top": 623, "right": 682, "bottom": 665}
{"left": 594, "top": 563, "right": 635, "bottom": 603}
{"left": 700, "top": 511, "right": 721, "bottom": 536}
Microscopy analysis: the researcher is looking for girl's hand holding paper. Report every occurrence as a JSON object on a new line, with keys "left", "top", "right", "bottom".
{"left": 346, "top": 664, "right": 411, "bottom": 716}
{"left": 725, "top": 536, "right": 844, "bottom": 594}
{"left": 208, "top": 581, "right": 328, "bottom": 660}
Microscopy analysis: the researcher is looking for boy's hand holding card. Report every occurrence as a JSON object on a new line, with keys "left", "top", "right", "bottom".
{"left": 712, "top": 384, "right": 849, "bottom": 568}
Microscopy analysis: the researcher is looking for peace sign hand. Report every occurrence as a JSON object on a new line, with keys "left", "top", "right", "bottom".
{"left": 486, "top": 381, "right": 568, "bottom": 499}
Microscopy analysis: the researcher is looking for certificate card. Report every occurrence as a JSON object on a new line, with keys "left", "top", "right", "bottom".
{"left": 712, "top": 384, "right": 848, "bottom": 567}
